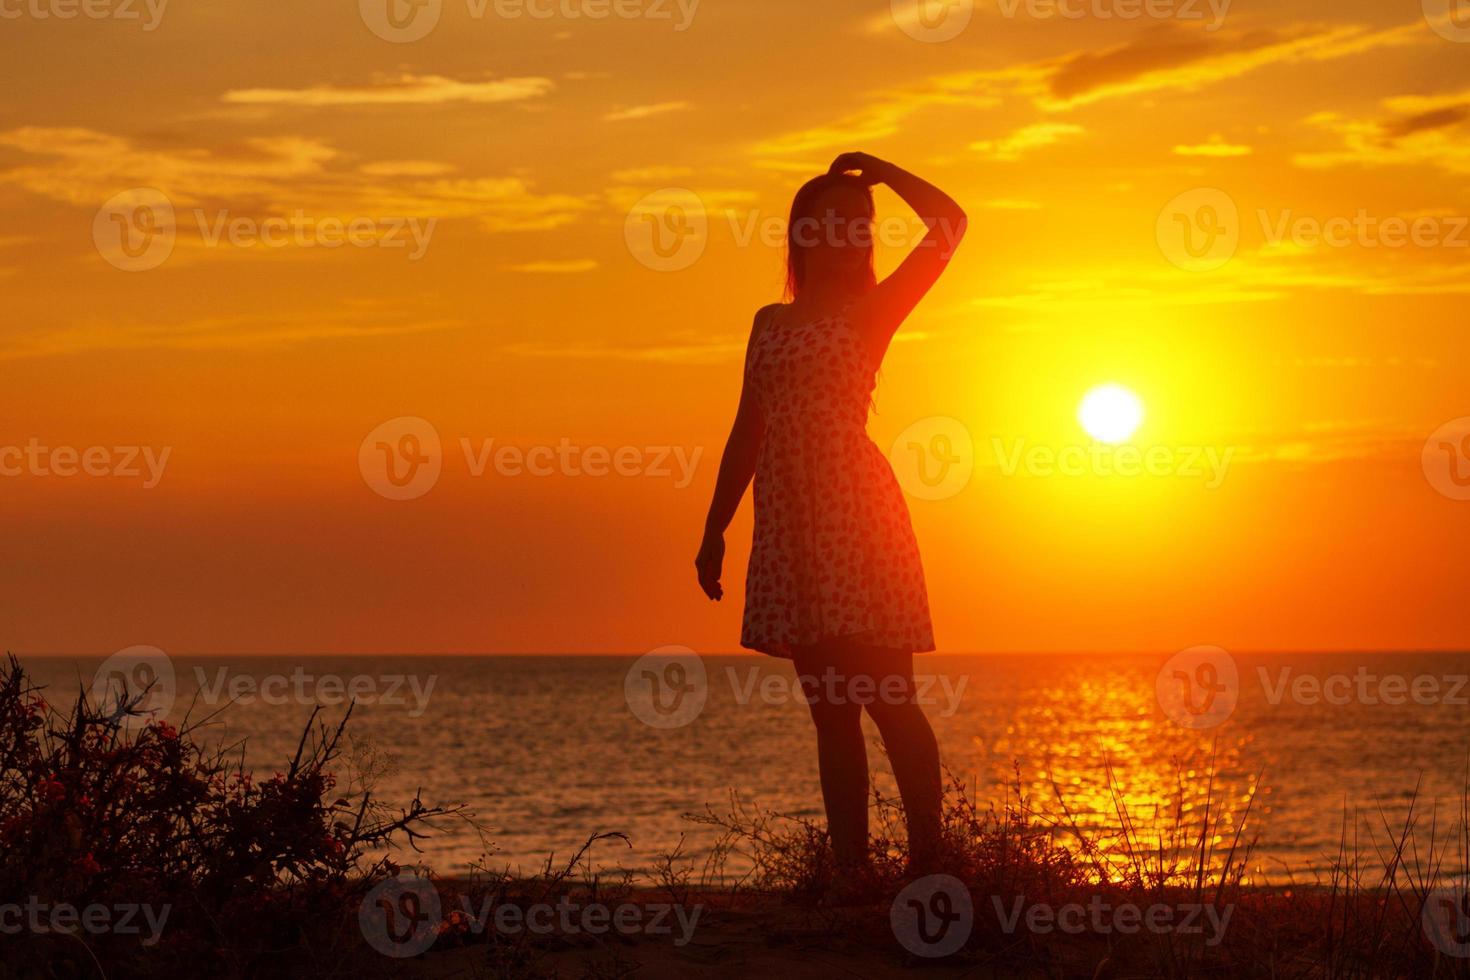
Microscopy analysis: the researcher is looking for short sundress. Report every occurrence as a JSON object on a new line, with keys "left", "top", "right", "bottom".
{"left": 740, "top": 304, "right": 935, "bottom": 659}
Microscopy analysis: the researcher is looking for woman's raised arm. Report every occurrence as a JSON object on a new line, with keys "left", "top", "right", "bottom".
{"left": 830, "top": 152, "right": 967, "bottom": 361}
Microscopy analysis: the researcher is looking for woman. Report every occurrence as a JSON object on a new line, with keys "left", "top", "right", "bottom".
{"left": 695, "top": 152, "right": 967, "bottom": 890}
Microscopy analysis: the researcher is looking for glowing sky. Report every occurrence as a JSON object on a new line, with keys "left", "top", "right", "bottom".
{"left": 1, "top": 0, "right": 1467, "bottom": 654}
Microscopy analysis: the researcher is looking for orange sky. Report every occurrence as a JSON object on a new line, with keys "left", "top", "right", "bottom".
{"left": 1, "top": 0, "right": 1467, "bottom": 655}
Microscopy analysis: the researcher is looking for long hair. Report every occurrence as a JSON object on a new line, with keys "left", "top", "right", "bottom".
{"left": 784, "top": 173, "right": 877, "bottom": 300}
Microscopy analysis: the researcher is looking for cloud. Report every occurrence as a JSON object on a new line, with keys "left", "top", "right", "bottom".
{"left": 754, "top": 19, "right": 1428, "bottom": 159}
{"left": 503, "top": 335, "right": 746, "bottom": 365}
{"left": 0, "top": 127, "right": 595, "bottom": 232}
{"left": 1174, "top": 135, "right": 1253, "bottom": 156}
{"left": 1295, "top": 93, "right": 1470, "bottom": 175}
{"left": 1036, "top": 21, "right": 1427, "bottom": 110}
{"left": 972, "top": 122, "right": 1084, "bottom": 160}
{"left": 0, "top": 127, "right": 336, "bottom": 205}
{"left": 603, "top": 101, "right": 690, "bottom": 122}
{"left": 504, "top": 260, "right": 600, "bottom": 273}
{"left": 0, "top": 309, "right": 464, "bottom": 360}
{"left": 1382, "top": 106, "right": 1470, "bottom": 139}
{"left": 358, "top": 161, "right": 458, "bottom": 177}
{"left": 222, "top": 74, "right": 554, "bottom": 108}
{"left": 609, "top": 165, "right": 694, "bottom": 183}
{"left": 971, "top": 252, "right": 1470, "bottom": 314}
{"left": 751, "top": 78, "right": 1006, "bottom": 157}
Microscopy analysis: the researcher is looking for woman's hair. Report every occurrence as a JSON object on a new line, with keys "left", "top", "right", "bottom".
{"left": 784, "top": 173, "right": 877, "bottom": 300}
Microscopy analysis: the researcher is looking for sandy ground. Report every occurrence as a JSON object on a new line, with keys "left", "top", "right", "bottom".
{"left": 400, "top": 894, "right": 993, "bottom": 979}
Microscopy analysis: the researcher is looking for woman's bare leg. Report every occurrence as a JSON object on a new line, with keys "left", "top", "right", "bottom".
{"left": 857, "top": 648, "right": 943, "bottom": 870}
{"left": 792, "top": 642, "right": 869, "bottom": 870}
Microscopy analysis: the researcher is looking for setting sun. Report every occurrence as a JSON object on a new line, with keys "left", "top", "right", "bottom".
{"left": 1079, "top": 385, "right": 1145, "bottom": 444}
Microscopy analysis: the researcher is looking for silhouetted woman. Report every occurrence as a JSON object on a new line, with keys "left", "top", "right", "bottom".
{"left": 697, "top": 152, "right": 966, "bottom": 894}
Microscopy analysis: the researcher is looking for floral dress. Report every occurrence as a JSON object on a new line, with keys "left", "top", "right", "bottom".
{"left": 740, "top": 304, "right": 935, "bottom": 659}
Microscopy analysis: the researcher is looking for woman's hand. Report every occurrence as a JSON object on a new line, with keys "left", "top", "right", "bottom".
{"left": 828, "top": 152, "right": 893, "bottom": 187}
{"left": 694, "top": 531, "right": 725, "bottom": 601}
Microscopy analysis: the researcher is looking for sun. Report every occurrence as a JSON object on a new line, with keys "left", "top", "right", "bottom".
{"left": 1079, "top": 385, "right": 1144, "bottom": 444}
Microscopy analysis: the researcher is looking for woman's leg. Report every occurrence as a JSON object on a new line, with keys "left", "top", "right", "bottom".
{"left": 855, "top": 648, "right": 943, "bottom": 871}
{"left": 791, "top": 642, "right": 870, "bottom": 870}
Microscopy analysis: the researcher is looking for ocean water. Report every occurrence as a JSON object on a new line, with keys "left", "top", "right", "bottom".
{"left": 19, "top": 652, "right": 1470, "bottom": 884}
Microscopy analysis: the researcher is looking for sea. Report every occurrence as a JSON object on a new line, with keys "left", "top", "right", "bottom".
{"left": 19, "top": 651, "right": 1470, "bottom": 885}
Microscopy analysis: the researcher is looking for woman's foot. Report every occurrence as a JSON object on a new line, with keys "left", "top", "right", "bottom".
{"left": 904, "top": 837, "right": 946, "bottom": 880}
{"left": 822, "top": 861, "right": 881, "bottom": 906}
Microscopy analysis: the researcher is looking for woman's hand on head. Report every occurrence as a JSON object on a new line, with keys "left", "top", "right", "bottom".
{"left": 828, "top": 152, "right": 891, "bottom": 186}
{"left": 695, "top": 531, "right": 725, "bottom": 601}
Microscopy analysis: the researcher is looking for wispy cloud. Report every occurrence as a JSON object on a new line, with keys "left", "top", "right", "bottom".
{"left": 222, "top": 74, "right": 554, "bottom": 108}
{"left": 503, "top": 335, "right": 746, "bottom": 364}
{"left": 0, "top": 309, "right": 464, "bottom": 360}
{"left": 358, "top": 160, "right": 458, "bottom": 177}
{"left": 505, "top": 260, "right": 600, "bottom": 274}
{"left": 1296, "top": 90, "right": 1470, "bottom": 174}
{"left": 1174, "top": 135, "right": 1253, "bottom": 156}
{"left": 609, "top": 165, "right": 694, "bottom": 183}
{"left": 758, "top": 18, "right": 1431, "bottom": 159}
{"left": 603, "top": 101, "right": 690, "bottom": 122}
{"left": 0, "top": 127, "right": 595, "bottom": 232}
{"left": 972, "top": 122, "right": 1085, "bottom": 161}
